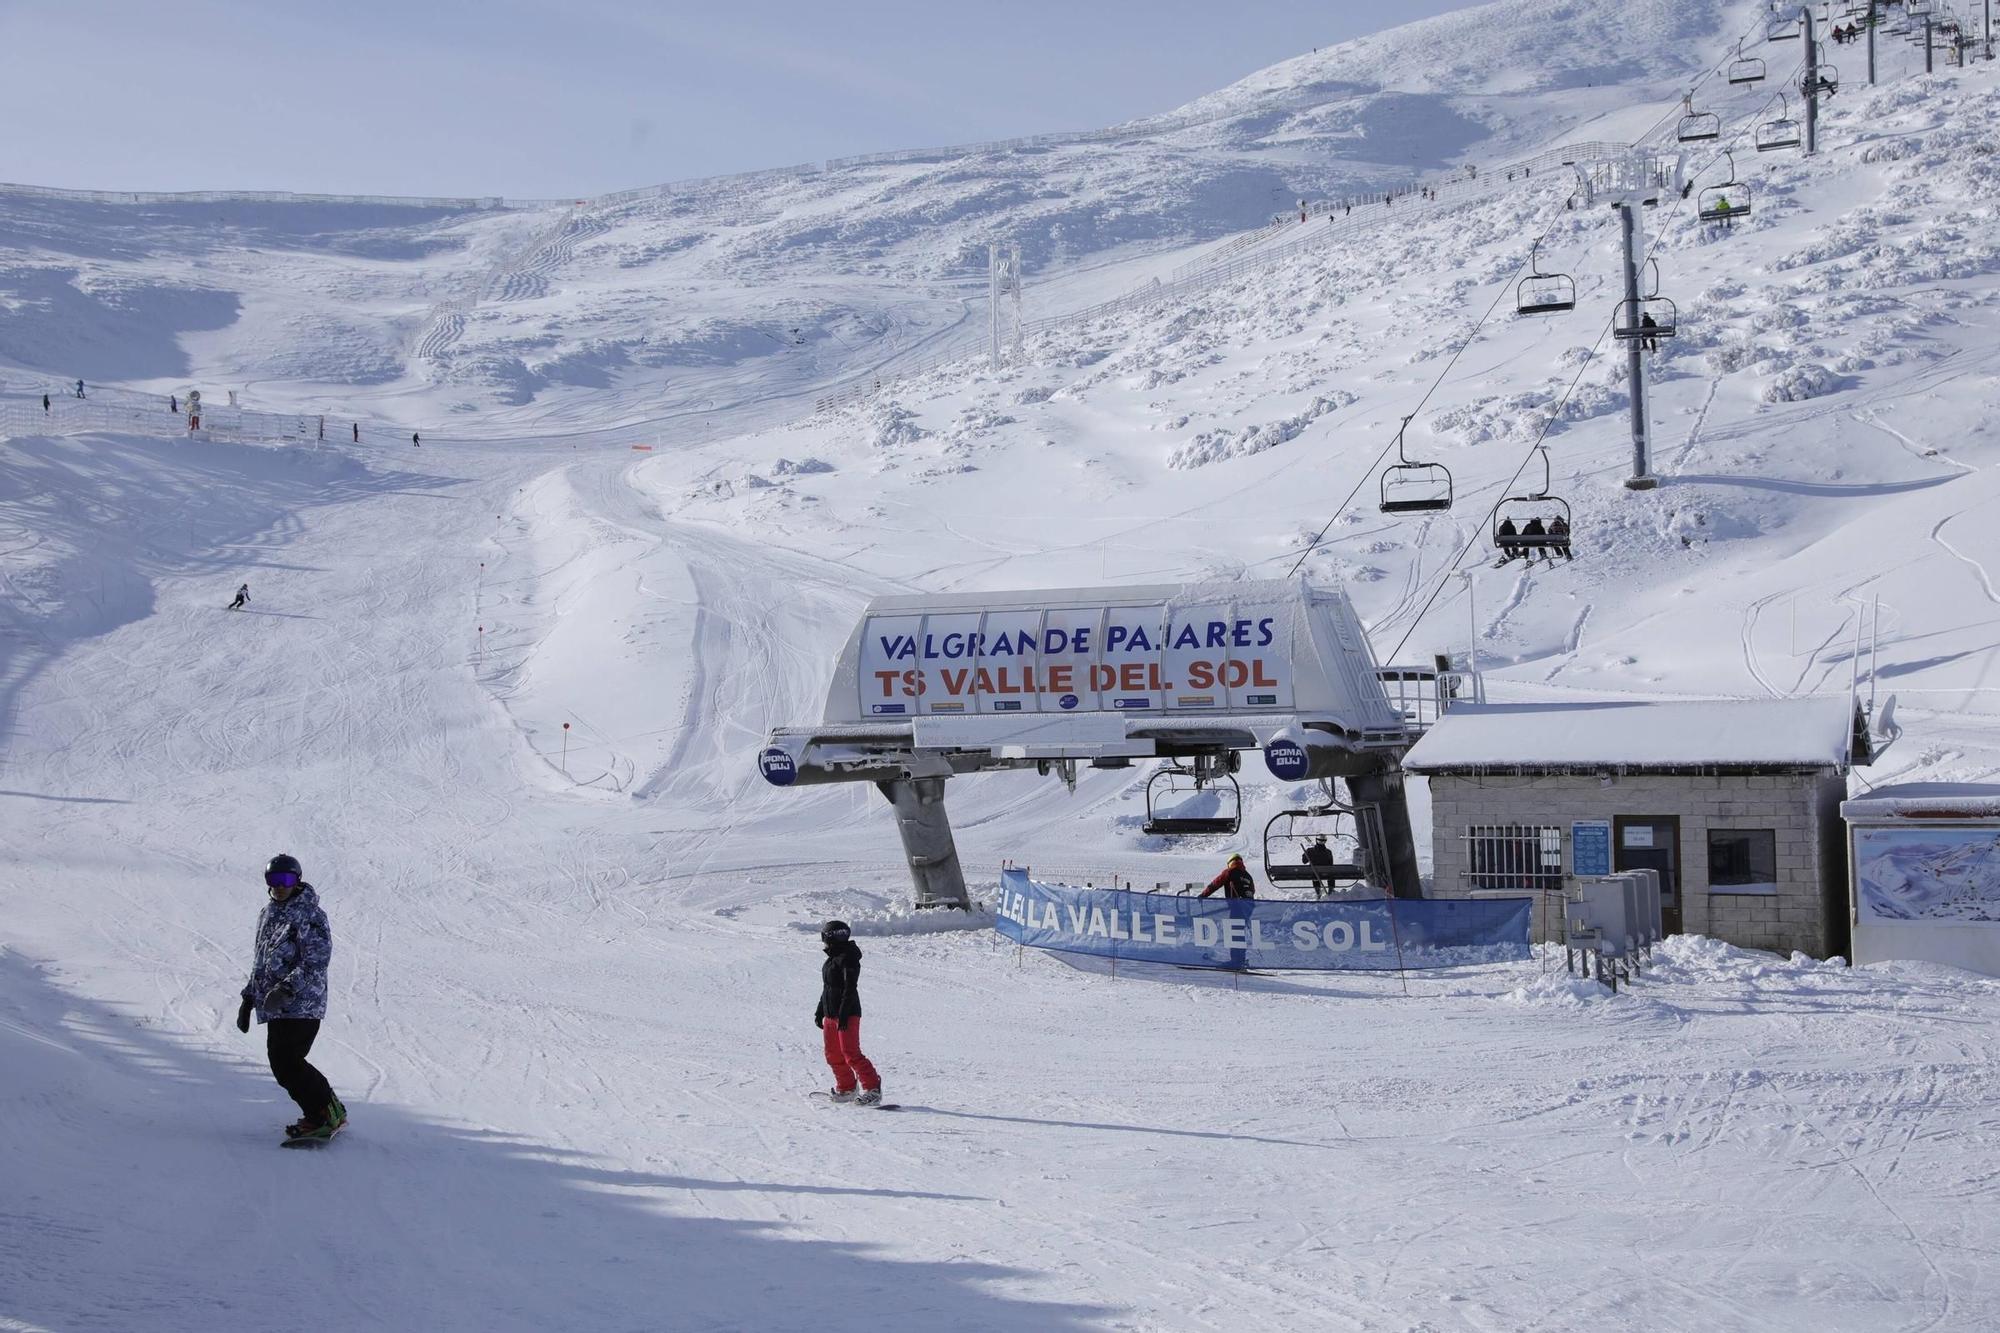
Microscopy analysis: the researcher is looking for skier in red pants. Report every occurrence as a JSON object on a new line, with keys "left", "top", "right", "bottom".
{"left": 813, "top": 920, "right": 882, "bottom": 1105}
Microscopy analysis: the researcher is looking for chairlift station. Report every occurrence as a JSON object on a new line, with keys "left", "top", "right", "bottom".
{"left": 761, "top": 579, "right": 1440, "bottom": 908}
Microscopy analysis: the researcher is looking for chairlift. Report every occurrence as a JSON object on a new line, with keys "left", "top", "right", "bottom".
{"left": 1378, "top": 417, "right": 1453, "bottom": 514}
{"left": 1728, "top": 45, "right": 1769, "bottom": 84}
{"left": 1262, "top": 801, "right": 1368, "bottom": 896}
{"left": 1515, "top": 240, "right": 1576, "bottom": 315}
{"left": 1676, "top": 95, "right": 1722, "bottom": 143}
{"left": 1698, "top": 151, "right": 1753, "bottom": 223}
{"left": 1767, "top": 10, "right": 1803, "bottom": 39}
{"left": 1756, "top": 95, "right": 1803, "bottom": 152}
{"left": 1492, "top": 447, "right": 1574, "bottom": 563}
{"left": 1142, "top": 759, "right": 1242, "bottom": 837}
{"left": 1612, "top": 262, "right": 1677, "bottom": 345}
{"left": 1804, "top": 64, "right": 1839, "bottom": 98}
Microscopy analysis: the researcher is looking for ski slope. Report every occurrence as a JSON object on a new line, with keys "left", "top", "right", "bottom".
{"left": 5, "top": 1, "right": 2000, "bottom": 1329}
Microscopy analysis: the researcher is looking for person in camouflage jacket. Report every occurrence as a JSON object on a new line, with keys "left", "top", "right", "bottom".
{"left": 235, "top": 853, "right": 345, "bottom": 1138}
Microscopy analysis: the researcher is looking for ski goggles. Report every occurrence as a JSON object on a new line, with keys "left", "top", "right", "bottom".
{"left": 265, "top": 870, "right": 301, "bottom": 890}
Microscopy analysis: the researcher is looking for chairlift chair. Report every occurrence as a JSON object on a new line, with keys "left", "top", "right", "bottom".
{"left": 1756, "top": 96, "right": 1803, "bottom": 152}
{"left": 1676, "top": 109, "right": 1722, "bottom": 143}
{"left": 1515, "top": 240, "right": 1577, "bottom": 315}
{"left": 1698, "top": 151, "right": 1753, "bottom": 223}
{"left": 1141, "top": 760, "right": 1242, "bottom": 837}
{"left": 1767, "top": 11, "right": 1803, "bottom": 39}
{"left": 1493, "top": 448, "right": 1574, "bottom": 562}
{"left": 1378, "top": 418, "right": 1453, "bottom": 514}
{"left": 1613, "top": 265, "right": 1678, "bottom": 345}
{"left": 1804, "top": 64, "right": 1839, "bottom": 98}
{"left": 1728, "top": 52, "right": 1768, "bottom": 84}
{"left": 1262, "top": 804, "right": 1367, "bottom": 895}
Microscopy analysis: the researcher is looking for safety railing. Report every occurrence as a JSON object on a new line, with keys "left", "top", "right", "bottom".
{"left": 0, "top": 384, "right": 322, "bottom": 446}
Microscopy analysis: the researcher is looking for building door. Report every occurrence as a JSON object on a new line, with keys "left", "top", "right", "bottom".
{"left": 1614, "top": 815, "right": 1682, "bottom": 933}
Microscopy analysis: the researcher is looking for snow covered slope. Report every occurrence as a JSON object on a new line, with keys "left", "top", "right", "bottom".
{"left": 2, "top": 0, "right": 1781, "bottom": 431}
{"left": 6, "top": 2, "right": 2000, "bottom": 1330}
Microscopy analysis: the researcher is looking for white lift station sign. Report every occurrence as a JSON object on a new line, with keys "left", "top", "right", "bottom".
{"left": 857, "top": 600, "right": 1296, "bottom": 717}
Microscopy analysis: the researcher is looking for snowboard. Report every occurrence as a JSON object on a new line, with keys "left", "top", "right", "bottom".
{"left": 281, "top": 1122, "right": 346, "bottom": 1148}
{"left": 808, "top": 1092, "right": 902, "bottom": 1111}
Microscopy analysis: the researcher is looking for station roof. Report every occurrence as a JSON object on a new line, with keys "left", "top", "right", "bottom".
{"left": 1402, "top": 696, "right": 1855, "bottom": 776}
{"left": 1841, "top": 783, "right": 2000, "bottom": 821}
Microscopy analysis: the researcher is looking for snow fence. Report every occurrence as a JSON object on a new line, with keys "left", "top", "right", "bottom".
{"left": 995, "top": 868, "right": 1530, "bottom": 972}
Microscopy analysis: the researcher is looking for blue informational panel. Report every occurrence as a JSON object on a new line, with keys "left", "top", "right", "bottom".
{"left": 1572, "top": 820, "right": 1612, "bottom": 878}
{"left": 993, "top": 869, "right": 1531, "bottom": 971}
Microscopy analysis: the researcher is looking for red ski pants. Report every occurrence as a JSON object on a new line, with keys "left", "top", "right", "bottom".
{"left": 821, "top": 1017, "right": 879, "bottom": 1092}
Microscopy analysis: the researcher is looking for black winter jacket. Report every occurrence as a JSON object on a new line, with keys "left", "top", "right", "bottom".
{"left": 814, "top": 941, "right": 863, "bottom": 1027}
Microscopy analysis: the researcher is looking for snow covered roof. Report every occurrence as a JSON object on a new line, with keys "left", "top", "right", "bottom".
{"left": 1841, "top": 783, "right": 2000, "bottom": 821}
{"left": 1402, "top": 697, "right": 1855, "bottom": 775}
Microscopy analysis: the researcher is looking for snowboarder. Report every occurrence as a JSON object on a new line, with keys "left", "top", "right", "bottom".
{"left": 228, "top": 583, "right": 250, "bottom": 610}
{"left": 813, "top": 920, "right": 882, "bottom": 1105}
{"left": 1199, "top": 853, "right": 1256, "bottom": 900}
{"left": 235, "top": 853, "right": 346, "bottom": 1143}
{"left": 411, "top": 431, "right": 421, "bottom": 448}
{"left": 1302, "top": 836, "right": 1337, "bottom": 897}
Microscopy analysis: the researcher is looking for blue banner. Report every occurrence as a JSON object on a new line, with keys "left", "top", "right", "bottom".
{"left": 994, "top": 869, "right": 1530, "bottom": 972}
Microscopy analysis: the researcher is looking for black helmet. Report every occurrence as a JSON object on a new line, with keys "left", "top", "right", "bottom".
{"left": 268, "top": 853, "right": 302, "bottom": 877}
{"left": 820, "top": 920, "right": 851, "bottom": 947}
{"left": 265, "top": 853, "right": 303, "bottom": 891}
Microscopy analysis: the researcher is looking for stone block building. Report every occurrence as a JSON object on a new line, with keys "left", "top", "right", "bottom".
{"left": 1402, "top": 697, "right": 1862, "bottom": 958}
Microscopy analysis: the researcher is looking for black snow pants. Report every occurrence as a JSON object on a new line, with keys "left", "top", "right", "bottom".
{"left": 266, "top": 1018, "right": 335, "bottom": 1118}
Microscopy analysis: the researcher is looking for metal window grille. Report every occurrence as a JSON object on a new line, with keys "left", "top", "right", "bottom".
{"left": 1465, "top": 824, "right": 1565, "bottom": 892}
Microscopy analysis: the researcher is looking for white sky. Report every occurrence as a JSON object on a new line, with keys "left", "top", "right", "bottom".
{"left": 4, "top": 0, "right": 1487, "bottom": 198}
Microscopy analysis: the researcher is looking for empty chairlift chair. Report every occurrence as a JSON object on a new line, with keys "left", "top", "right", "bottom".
{"left": 1767, "top": 8, "right": 1803, "bottom": 40}
{"left": 1698, "top": 151, "right": 1753, "bottom": 223}
{"left": 1515, "top": 240, "right": 1576, "bottom": 315}
{"left": 1676, "top": 96, "right": 1721, "bottom": 144}
{"left": 1378, "top": 419, "right": 1453, "bottom": 514}
{"left": 1142, "top": 759, "right": 1242, "bottom": 837}
{"left": 1728, "top": 43, "right": 1768, "bottom": 85}
{"left": 1757, "top": 95, "right": 1803, "bottom": 152}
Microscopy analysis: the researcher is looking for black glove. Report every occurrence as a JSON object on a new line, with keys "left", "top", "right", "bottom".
{"left": 812, "top": 1011, "right": 824, "bottom": 1029}
{"left": 235, "top": 997, "right": 253, "bottom": 1033}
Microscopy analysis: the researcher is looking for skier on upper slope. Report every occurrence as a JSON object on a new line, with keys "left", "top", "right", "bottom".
{"left": 235, "top": 853, "right": 347, "bottom": 1142}
{"left": 814, "top": 920, "right": 883, "bottom": 1106}
{"left": 228, "top": 583, "right": 249, "bottom": 611}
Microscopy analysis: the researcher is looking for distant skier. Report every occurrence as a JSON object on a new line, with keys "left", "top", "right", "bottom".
{"left": 411, "top": 431, "right": 421, "bottom": 448}
{"left": 228, "top": 582, "right": 249, "bottom": 611}
{"left": 235, "top": 853, "right": 347, "bottom": 1143}
{"left": 75, "top": 378, "right": 85, "bottom": 399}
{"left": 1199, "top": 853, "right": 1256, "bottom": 900}
{"left": 813, "top": 920, "right": 883, "bottom": 1105}
{"left": 169, "top": 394, "right": 178, "bottom": 413}
{"left": 41, "top": 393, "right": 49, "bottom": 414}
{"left": 352, "top": 422, "right": 359, "bottom": 443}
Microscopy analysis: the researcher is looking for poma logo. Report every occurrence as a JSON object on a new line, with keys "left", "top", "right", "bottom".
{"left": 1264, "top": 739, "right": 1310, "bottom": 781}
{"left": 1058, "top": 694, "right": 1080, "bottom": 711}
{"left": 758, "top": 747, "right": 799, "bottom": 786}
